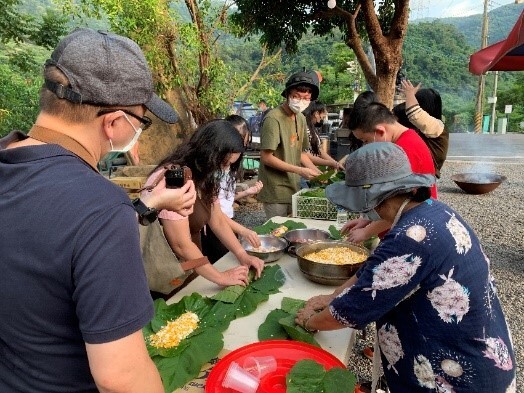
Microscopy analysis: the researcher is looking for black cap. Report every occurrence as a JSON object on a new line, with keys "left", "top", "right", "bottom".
{"left": 281, "top": 71, "right": 319, "bottom": 100}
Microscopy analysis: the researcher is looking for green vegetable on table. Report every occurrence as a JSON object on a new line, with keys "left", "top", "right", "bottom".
{"left": 253, "top": 219, "right": 307, "bottom": 235}
{"left": 258, "top": 297, "right": 320, "bottom": 347}
{"left": 308, "top": 169, "right": 345, "bottom": 188}
{"left": 286, "top": 359, "right": 357, "bottom": 393}
{"left": 144, "top": 264, "right": 285, "bottom": 392}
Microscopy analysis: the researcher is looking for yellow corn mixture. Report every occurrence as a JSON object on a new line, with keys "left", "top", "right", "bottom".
{"left": 148, "top": 312, "right": 199, "bottom": 349}
{"left": 305, "top": 247, "right": 367, "bottom": 265}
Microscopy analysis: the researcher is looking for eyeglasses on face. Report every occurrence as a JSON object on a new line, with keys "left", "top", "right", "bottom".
{"left": 97, "top": 109, "right": 152, "bottom": 131}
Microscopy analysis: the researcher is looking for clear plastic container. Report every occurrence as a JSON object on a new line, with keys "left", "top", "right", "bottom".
{"left": 243, "top": 356, "right": 277, "bottom": 379}
{"left": 222, "top": 361, "right": 260, "bottom": 393}
{"left": 336, "top": 207, "right": 348, "bottom": 230}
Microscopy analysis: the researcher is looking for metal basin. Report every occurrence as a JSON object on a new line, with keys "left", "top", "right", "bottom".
{"left": 295, "top": 241, "right": 369, "bottom": 286}
{"left": 283, "top": 228, "right": 332, "bottom": 255}
{"left": 240, "top": 235, "right": 288, "bottom": 263}
{"left": 451, "top": 173, "right": 506, "bottom": 195}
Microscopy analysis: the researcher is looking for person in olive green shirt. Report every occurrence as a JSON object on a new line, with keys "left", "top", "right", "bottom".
{"left": 258, "top": 71, "right": 322, "bottom": 219}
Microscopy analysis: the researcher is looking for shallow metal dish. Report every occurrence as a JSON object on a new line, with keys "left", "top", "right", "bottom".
{"left": 283, "top": 228, "right": 332, "bottom": 255}
{"left": 451, "top": 172, "right": 506, "bottom": 195}
{"left": 240, "top": 235, "right": 288, "bottom": 263}
{"left": 295, "top": 241, "right": 369, "bottom": 286}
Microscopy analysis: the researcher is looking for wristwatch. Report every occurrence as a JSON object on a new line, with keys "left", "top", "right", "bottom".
{"left": 132, "top": 198, "right": 159, "bottom": 226}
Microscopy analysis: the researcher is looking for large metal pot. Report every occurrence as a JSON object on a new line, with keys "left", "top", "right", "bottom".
{"left": 451, "top": 172, "right": 506, "bottom": 195}
{"left": 283, "top": 228, "right": 332, "bottom": 255}
{"left": 240, "top": 235, "right": 288, "bottom": 263}
{"left": 295, "top": 241, "right": 369, "bottom": 286}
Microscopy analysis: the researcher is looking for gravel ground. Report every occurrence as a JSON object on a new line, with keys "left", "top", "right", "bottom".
{"left": 235, "top": 159, "right": 523, "bottom": 390}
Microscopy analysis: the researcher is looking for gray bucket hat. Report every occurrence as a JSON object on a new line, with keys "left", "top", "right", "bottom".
{"left": 44, "top": 28, "right": 178, "bottom": 123}
{"left": 325, "top": 142, "right": 435, "bottom": 212}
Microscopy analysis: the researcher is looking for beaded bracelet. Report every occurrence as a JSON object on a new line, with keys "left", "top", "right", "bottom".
{"left": 303, "top": 314, "right": 319, "bottom": 333}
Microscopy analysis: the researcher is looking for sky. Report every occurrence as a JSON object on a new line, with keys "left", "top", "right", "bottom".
{"left": 409, "top": 0, "right": 517, "bottom": 20}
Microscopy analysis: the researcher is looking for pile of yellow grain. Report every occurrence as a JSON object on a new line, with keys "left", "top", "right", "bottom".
{"left": 305, "top": 247, "right": 367, "bottom": 265}
{"left": 148, "top": 312, "right": 199, "bottom": 349}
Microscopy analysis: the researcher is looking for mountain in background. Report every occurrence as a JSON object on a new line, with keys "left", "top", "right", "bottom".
{"left": 412, "top": 2, "right": 524, "bottom": 48}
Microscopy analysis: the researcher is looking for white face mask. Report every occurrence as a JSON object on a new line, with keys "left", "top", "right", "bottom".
{"left": 288, "top": 98, "right": 310, "bottom": 114}
{"left": 110, "top": 113, "right": 143, "bottom": 152}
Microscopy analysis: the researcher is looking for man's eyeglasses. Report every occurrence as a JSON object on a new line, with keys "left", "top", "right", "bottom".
{"left": 98, "top": 109, "right": 152, "bottom": 131}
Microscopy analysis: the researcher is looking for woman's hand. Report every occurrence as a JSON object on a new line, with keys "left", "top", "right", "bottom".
{"left": 216, "top": 265, "right": 250, "bottom": 286}
{"left": 341, "top": 218, "right": 371, "bottom": 235}
{"left": 245, "top": 181, "right": 263, "bottom": 196}
{"left": 330, "top": 159, "right": 344, "bottom": 171}
{"left": 400, "top": 79, "right": 421, "bottom": 100}
{"left": 238, "top": 253, "right": 264, "bottom": 279}
{"left": 345, "top": 228, "right": 371, "bottom": 243}
{"left": 295, "top": 308, "right": 318, "bottom": 333}
{"left": 239, "top": 228, "right": 261, "bottom": 248}
{"left": 304, "top": 294, "right": 334, "bottom": 313}
{"left": 341, "top": 218, "right": 373, "bottom": 243}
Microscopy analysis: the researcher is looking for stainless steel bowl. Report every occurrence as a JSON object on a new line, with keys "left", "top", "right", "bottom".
{"left": 295, "top": 241, "right": 369, "bottom": 285}
{"left": 240, "top": 235, "right": 288, "bottom": 263}
{"left": 283, "top": 228, "right": 332, "bottom": 255}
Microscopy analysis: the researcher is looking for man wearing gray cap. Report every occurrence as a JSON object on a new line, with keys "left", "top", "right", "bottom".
{"left": 296, "top": 143, "right": 515, "bottom": 392}
{"left": 0, "top": 29, "right": 196, "bottom": 392}
{"left": 257, "top": 71, "right": 322, "bottom": 219}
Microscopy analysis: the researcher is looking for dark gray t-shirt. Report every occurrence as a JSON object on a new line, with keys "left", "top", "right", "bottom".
{"left": 0, "top": 132, "right": 153, "bottom": 392}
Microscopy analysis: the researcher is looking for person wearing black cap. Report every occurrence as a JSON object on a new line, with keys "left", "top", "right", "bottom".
{"left": 257, "top": 71, "right": 322, "bottom": 219}
{"left": 0, "top": 29, "right": 196, "bottom": 392}
{"left": 296, "top": 143, "right": 515, "bottom": 393}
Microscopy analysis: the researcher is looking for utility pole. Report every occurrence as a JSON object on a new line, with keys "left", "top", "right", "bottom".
{"left": 489, "top": 71, "right": 499, "bottom": 134}
{"left": 474, "top": 0, "right": 489, "bottom": 133}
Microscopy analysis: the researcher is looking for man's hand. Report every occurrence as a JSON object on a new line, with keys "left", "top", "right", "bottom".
{"left": 300, "top": 166, "right": 322, "bottom": 180}
{"left": 141, "top": 179, "right": 196, "bottom": 216}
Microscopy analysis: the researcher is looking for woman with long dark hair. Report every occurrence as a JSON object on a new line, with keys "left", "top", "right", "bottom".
{"left": 302, "top": 101, "right": 343, "bottom": 170}
{"left": 201, "top": 115, "right": 263, "bottom": 263}
{"left": 143, "top": 120, "right": 264, "bottom": 290}
{"left": 397, "top": 80, "right": 449, "bottom": 178}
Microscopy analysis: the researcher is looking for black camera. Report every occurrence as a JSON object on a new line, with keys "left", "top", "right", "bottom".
{"left": 165, "top": 166, "right": 192, "bottom": 189}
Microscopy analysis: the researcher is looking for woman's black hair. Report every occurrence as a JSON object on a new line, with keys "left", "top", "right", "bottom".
{"left": 225, "top": 114, "right": 250, "bottom": 141}
{"left": 416, "top": 88, "right": 442, "bottom": 120}
{"left": 154, "top": 119, "right": 245, "bottom": 207}
{"left": 393, "top": 102, "right": 414, "bottom": 129}
{"left": 303, "top": 100, "right": 326, "bottom": 155}
{"left": 411, "top": 187, "right": 432, "bottom": 202}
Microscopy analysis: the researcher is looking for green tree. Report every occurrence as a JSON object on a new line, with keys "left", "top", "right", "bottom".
{"left": 497, "top": 73, "right": 524, "bottom": 134}
{"left": 231, "top": 0, "right": 411, "bottom": 107}
{"left": 401, "top": 21, "right": 478, "bottom": 132}
{"left": 60, "top": 0, "right": 282, "bottom": 132}
{"left": 0, "top": 0, "right": 68, "bottom": 136}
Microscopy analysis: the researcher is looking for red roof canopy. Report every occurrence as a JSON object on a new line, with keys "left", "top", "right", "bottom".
{"left": 469, "top": 10, "right": 524, "bottom": 75}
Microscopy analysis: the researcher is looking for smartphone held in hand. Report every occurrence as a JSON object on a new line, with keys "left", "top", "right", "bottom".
{"left": 165, "top": 166, "right": 192, "bottom": 188}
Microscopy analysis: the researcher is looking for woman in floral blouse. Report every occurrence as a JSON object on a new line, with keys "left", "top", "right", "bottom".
{"left": 296, "top": 142, "right": 515, "bottom": 392}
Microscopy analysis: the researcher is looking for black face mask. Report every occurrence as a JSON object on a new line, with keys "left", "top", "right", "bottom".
{"left": 314, "top": 119, "right": 324, "bottom": 127}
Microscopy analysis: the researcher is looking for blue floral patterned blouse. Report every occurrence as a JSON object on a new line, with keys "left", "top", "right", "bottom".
{"left": 329, "top": 199, "right": 515, "bottom": 392}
